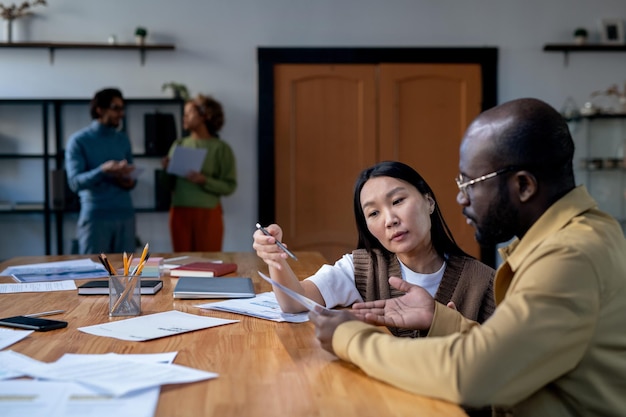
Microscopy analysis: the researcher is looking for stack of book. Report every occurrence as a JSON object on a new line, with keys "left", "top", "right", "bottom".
{"left": 126, "top": 257, "right": 163, "bottom": 278}
{"left": 169, "top": 261, "right": 237, "bottom": 278}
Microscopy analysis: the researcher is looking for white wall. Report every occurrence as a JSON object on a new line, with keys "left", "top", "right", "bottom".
{"left": 1, "top": 0, "right": 626, "bottom": 257}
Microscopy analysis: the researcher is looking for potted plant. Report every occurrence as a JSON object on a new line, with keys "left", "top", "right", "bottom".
{"left": 162, "top": 82, "right": 190, "bottom": 101}
{"left": 0, "top": 0, "right": 47, "bottom": 43}
{"left": 134, "top": 26, "right": 148, "bottom": 45}
{"left": 573, "top": 27, "right": 588, "bottom": 45}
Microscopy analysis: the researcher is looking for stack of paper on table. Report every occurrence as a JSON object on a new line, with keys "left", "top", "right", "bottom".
{"left": 198, "top": 292, "right": 309, "bottom": 323}
{"left": 0, "top": 350, "right": 215, "bottom": 417}
{"left": 169, "top": 261, "right": 237, "bottom": 277}
{"left": 2, "top": 259, "right": 109, "bottom": 283}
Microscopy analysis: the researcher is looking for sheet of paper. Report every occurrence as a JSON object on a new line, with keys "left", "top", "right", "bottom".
{"left": 59, "top": 351, "right": 178, "bottom": 365}
{"left": 166, "top": 146, "right": 208, "bottom": 177}
{"left": 198, "top": 292, "right": 309, "bottom": 323}
{"left": 0, "top": 351, "right": 178, "bottom": 417}
{"left": 24, "top": 355, "right": 218, "bottom": 397}
{"left": 0, "top": 329, "right": 33, "bottom": 353}
{"left": 0, "top": 350, "right": 45, "bottom": 380}
{"left": 0, "top": 380, "right": 69, "bottom": 417}
{"left": 77, "top": 310, "right": 238, "bottom": 341}
{"left": 50, "top": 353, "right": 172, "bottom": 416}
{"left": 0, "top": 280, "right": 76, "bottom": 294}
{"left": 257, "top": 271, "right": 329, "bottom": 313}
{"left": 126, "top": 166, "right": 145, "bottom": 180}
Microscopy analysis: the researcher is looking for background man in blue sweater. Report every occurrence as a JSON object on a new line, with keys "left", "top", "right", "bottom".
{"left": 65, "top": 87, "right": 137, "bottom": 254}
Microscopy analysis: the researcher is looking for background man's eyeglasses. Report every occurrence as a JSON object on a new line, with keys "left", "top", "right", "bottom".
{"left": 108, "top": 105, "right": 125, "bottom": 111}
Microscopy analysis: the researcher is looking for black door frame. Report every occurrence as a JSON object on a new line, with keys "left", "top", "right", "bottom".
{"left": 257, "top": 47, "right": 498, "bottom": 266}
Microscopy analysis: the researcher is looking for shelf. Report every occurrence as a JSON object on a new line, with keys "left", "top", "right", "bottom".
{"left": 543, "top": 43, "right": 626, "bottom": 66}
{"left": 0, "top": 97, "right": 184, "bottom": 255}
{"left": 0, "top": 41, "right": 176, "bottom": 65}
{"left": 0, "top": 154, "right": 45, "bottom": 159}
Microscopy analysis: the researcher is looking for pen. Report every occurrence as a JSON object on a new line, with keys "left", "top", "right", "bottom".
{"left": 24, "top": 310, "right": 65, "bottom": 318}
{"left": 255, "top": 223, "right": 298, "bottom": 261}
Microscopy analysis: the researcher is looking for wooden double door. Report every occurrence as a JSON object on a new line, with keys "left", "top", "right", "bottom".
{"left": 272, "top": 63, "right": 482, "bottom": 263}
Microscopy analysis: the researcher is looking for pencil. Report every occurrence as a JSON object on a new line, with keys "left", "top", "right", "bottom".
{"left": 255, "top": 223, "right": 298, "bottom": 261}
{"left": 139, "top": 243, "right": 149, "bottom": 265}
{"left": 99, "top": 253, "right": 116, "bottom": 275}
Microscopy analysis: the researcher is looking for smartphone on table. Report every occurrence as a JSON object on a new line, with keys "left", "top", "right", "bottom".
{"left": 0, "top": 316, "right": 68, "bottom": 331}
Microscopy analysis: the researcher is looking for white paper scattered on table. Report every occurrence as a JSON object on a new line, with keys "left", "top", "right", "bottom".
{"left": 24, "top": 355, "right": 217, "bottom": 397}
{"left": 0, "top": 280, "right": 76, "bottom": 293}
{"left": 78, "top": 310, "right": 238, "bottom": 341}
{"left": 0, "top": 328, "right": 33, "bottom": 353}
{"left": 166, "top": 146, "right": 208, "bottom": 177}
{"left": 0, "top": 350, "right": 43, "bottom": 380}
{"left": 198, "top": 291, "right": 309, "bottom": 323}
{"left": 257, "top": 271, "right": 330, "bottom": 313}
{"left": 0, "top": 352, "right": 182, "bottom": 417}
{"left": 0, "top": 380, "right": 69, "bottom": 417}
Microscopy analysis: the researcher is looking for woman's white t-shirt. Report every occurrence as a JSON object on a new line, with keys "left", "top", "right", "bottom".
{"left": 305, "top": 253, "right": 446, "bottom": 308}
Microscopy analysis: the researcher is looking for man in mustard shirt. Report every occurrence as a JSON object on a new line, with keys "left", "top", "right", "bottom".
{"left": 310, "top": 98, "right": 626, "bottom": 416}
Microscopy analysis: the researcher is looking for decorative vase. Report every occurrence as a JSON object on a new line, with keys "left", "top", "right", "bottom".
{"left": 3, "top": 19, "right": 13, "bottom": 43}
{"left": 574, "top": 35, "right": 587, "bottom": 45}
{"left": 135, "top": 35, "right": 145, "bottom": 46}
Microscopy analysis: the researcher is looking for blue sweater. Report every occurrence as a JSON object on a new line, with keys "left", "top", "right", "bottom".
{"left": 65, "top": 121, "right": 135, "bottom": 220}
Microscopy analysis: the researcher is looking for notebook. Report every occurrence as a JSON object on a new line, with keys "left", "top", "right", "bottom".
{"left": 78, "top": 279, "right": 163, "bottom": 295}
{"left": 173, "top": 277, "right": 255, "bottom": 299}
{"left": 169, "top": 262, "right": 237, "bottom": 278}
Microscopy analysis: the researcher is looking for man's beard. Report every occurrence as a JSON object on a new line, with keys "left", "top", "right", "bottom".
{"left": 474, "top": 183, "right": 517, "bottom": 246}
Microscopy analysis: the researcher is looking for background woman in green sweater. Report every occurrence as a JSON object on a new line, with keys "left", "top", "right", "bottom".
{"left": 162, "top": 94, "right": 237, "bottom": 251}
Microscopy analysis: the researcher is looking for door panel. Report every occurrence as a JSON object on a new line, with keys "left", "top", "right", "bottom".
{"left": 274, "top": 63, "right": 482, "bottom": 262}
{"left": 274, "top": 65, "right": 377, "bottom": 262}
{"left": 378, "top": 64, "right": 482, "bottom": 257}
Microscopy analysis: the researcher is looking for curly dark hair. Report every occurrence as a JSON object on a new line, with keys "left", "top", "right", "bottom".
{"left": 191, "top": 94, "right": 225, "bottom": 137}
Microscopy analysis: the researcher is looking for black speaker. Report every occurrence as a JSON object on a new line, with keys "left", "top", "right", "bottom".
{"left": 144, "top": 113, "right": 178, "bottom": 156}
{"left": 50, "top": 169, "right": 80, "bottom": 211}
{"left": 154, "top": 169, "right": 174, "bottom": 211}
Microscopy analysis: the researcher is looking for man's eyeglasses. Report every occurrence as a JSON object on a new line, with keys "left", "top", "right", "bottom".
{"left": 455, "top": 166, "right": 518, "bottom": 198}
{"left": 108, "top": 104, "right": 124, "bottom": 111}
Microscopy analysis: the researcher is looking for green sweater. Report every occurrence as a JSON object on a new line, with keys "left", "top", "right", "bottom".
{"left": 167, "top": 136, "right": 237, "bottom": 208}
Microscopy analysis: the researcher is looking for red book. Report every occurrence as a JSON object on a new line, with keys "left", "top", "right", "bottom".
{"left": 169, "top": 262, "right": 237, "bottom": 278}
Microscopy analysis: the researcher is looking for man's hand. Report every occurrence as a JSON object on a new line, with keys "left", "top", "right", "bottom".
{"left": 309, "top": 309, "right": 358, "bottom": 355}
{"left": 101, "top": 159, "right": 135, "bottom": 178}
{"left": 351, "top": 276, "right": 436, "bottom": 331}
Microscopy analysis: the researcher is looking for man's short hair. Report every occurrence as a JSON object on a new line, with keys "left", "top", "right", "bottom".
{"left": 90, "top": 88, "right": 124, "bottom": 119}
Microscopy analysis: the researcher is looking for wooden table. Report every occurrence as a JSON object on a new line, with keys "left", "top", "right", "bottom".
{"left": 0, "top": 252, "right": 467, "bottom": 417}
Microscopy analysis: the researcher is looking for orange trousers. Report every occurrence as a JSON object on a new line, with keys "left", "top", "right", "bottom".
{"left": 169, "top": 205, "right": 224, "bottom": 252}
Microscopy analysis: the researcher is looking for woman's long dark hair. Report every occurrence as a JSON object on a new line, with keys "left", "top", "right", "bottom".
{"left": 353, "top": 161, "right": 468, "bottom": 259}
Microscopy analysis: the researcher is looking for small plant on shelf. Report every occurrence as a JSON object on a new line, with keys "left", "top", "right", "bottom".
{"left": 0, "top": 0, "right": 46, "bottom": 20}
{"left": 134, "top": 26, "right": 148, "bottom": 45}
{"left": 162, "top": 82, "right": 190, "bottom": 101}
{"left": 573, "top": 28, "right": 588, "bottom": 44}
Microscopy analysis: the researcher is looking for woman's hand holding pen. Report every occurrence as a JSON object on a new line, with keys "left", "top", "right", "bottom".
{"left": 253, "top": 223, "right": 291, "bottom": 270}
